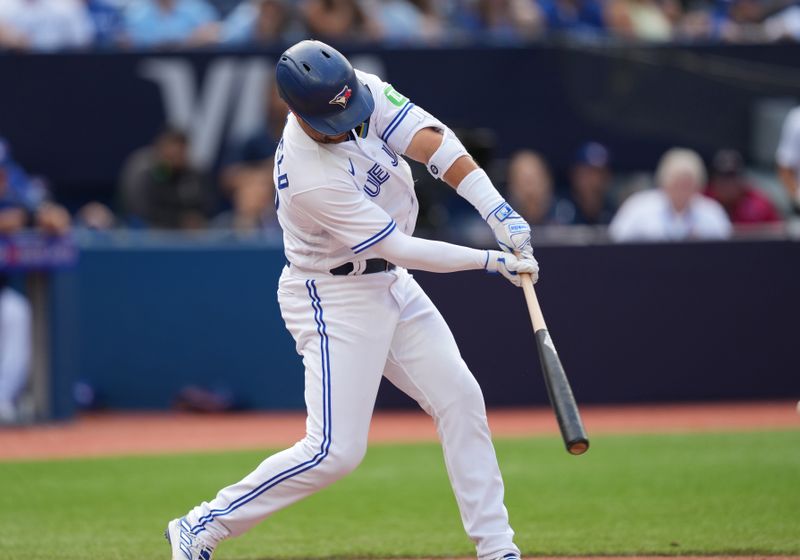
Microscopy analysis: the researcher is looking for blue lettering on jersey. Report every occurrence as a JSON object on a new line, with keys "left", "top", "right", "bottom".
{"left": 364, "top": 163, "right": 390, "bottom": 197}
{"left": 275, "top": 138, "right": 286, "bottom": 209}
{"left": 381, "top": 144, "right": 399, "bottom": 167}
{"left": 277, "top": 173, "right": 289, "bottom": 190}
{"left": 348, "top": 158, "right": 355, "bottom": 176}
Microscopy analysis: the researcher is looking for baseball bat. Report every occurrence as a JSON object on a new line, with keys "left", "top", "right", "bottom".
{"left": 520, "top": 272, "right": 589, "bottom": 455}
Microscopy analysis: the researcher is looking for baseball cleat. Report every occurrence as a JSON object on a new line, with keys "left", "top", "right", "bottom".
{"left": 165, "top": 517, "right": 215, "bottom": 560}
{"left": 495, "top": 554, "right": 521, "bottom": 560}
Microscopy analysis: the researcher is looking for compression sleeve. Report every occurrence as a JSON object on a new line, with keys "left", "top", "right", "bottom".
{"left": 371, "top": 229, "right": 488, "bottom": 273}
{"left": 291, "top": 185, "right": 488, "bottom": 272}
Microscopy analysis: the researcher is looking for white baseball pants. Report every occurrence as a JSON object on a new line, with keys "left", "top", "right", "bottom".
{"left": 0, "top": 287, "right": 32, "bottom": 409}
{"left": 184, "top": 266, "right": 519, "bottom": 559}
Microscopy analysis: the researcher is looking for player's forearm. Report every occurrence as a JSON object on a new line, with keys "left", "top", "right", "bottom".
{"left": 374, "top": 230, "right": 487, "bottom": 273}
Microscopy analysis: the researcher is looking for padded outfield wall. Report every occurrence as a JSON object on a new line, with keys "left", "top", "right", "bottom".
{"left": 43, "top": 238, "right": 800, "bottom": 417}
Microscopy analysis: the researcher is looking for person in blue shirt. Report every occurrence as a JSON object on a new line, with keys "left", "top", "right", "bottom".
{"left": 124, "top": 0, "right": 219, "bottom": 48}
{"left": 562, "top": 141, "right": 617, "bottom": 225}
{"left": 220, "top": 0, "right": 304, "bottom": 46}
{"left": 85, "top": 0, "right": 124, "bottom": 48}
{"left": 0, "top": 137, "right": 71, "bottom": 235}
{"left": 537, "top": 0, "right": 606, "bottom": 36}
{"left": 0, "top": 138, "right": 40, "bottom": 217}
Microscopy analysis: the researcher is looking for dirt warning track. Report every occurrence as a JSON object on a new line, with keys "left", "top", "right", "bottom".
{"left": 0, "top": 401, "right": 797, "bottom": 461}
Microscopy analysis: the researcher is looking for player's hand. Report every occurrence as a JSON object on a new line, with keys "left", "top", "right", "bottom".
{"left": 485, "top": 202, "right": 533, "bottom": 256}
{"left": 485, "top": 250, "right": 539, "bottom": 287}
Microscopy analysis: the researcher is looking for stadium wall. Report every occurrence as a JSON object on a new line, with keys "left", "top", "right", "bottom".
{"left": 47, "top": 239, "right": 800, "bottom": 417}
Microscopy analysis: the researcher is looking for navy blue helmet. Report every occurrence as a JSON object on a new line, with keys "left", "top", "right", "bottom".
{"left": 276, "top": 40, "right": 375, "bottom": 136}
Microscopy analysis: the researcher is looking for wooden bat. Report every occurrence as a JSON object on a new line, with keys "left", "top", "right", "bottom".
{"left": 520, "top": 272, "right": 589, "bottom": 455}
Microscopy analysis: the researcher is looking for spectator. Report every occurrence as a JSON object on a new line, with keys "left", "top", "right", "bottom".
{"left": 301, "top": 0, "right": 378, "bottom": 42}
{"left": 220, "top": 81, "right": 289, "bottom": 196}
{"left": 776, "top": 105, "right": 800, "bottom": 215}
{"left": 0, "top": 0, "right": 93, "bottom": 52}
{"left": 764, "top": 3, "right": 800, "bottom": 42}
{"left": 212, "top": 178, "right": 279, "bottom": 238}
{"left": 457, "top": 0, "right": 544, "bottom": 42}
{"left": 221, "top": 0, "right": 303, "bottom": 45}
{"left": 562, "top": 142, "right": 616, "bottom": 225}
{"left": 709, "top": 0, "right": 765, "bottom": 42}
{"left": 0, "top": 138, "right": 71, "bottom": 236}
{"left": 75, "top": 201, "right": 118, "bottom": 230}
{"left": 705, "top": 149, "right": 780, "bottom": 224}
{"left": 119, "top": 128, "right": 214, "bottom": 229}
{"left": 538, "top": 0, "right": 606, "bottom": 36}
{"left": 124, "top": 0, "right": 219, "bottom": 48}
{"left": 606, "top": 0, "right": 673, "bottom": 41}
{"left": 363, "top": 0, "right": 443, "bottom": 43}
{"left": 84, "top": 0, "right": 124, "bottom": 48}
{"left": 506, "top": 150, "right": 571, "bottom": 225}
{"left": 0, "top": 140, "right": 39, "bottom": 233}
{"left": 0, "top": 274, "right": 32, "bottom": 424}
{"left": 610, "top": 148, "right": 732, "bottom": 241}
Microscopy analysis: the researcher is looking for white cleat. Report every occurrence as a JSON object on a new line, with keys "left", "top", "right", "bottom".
{"left": 165, "top": 517, "right": 215, "bottom": 560}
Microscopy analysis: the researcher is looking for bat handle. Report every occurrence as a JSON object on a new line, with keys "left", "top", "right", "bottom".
{"left": 520, "top": 273, "right": 546, "bottom": 333}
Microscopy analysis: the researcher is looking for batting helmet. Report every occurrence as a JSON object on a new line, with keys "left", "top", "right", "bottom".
{"left": 276, "top": 40, "right": 374, "bottom": 136}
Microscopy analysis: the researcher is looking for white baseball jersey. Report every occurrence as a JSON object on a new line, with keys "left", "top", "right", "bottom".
{"left": 776, "top": 106, "right": 800, "bottom": 204}
{"left": 274, "top": 69, "right": 442, "bottom": 273}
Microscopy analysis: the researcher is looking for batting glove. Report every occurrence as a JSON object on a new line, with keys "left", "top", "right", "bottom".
{"left": 486, "top": 202, "right": 533, "bottom": 257}
{"left": 485, "top": 250, "right": 539, "bottom": 287}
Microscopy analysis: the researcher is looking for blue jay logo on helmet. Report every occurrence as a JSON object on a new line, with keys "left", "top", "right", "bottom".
{"left": 329, "top": 85, "right": 353, "bottom": 109}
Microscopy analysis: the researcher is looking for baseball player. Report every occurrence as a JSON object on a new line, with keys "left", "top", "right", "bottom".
{"left": 166, "top": 40, "right": 539, "bottom": 560}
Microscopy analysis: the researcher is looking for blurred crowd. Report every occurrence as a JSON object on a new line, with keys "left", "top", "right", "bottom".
{"left": 2, "top": 92, "right": 799, "bottom": 248}
{"left": 3, "top": 0, "right": 800, "bottom": 52}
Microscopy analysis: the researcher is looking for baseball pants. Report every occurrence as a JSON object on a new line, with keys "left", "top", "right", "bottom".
{"left": 183, "top": 266, "right": 519, "bottom": 560}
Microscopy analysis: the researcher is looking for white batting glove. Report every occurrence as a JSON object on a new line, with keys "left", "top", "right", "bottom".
{"left": 485, "top": 202, "right": 533, "bottom": 257}
{"left": 485, "top": 250, "right": 539, "bottom": 287}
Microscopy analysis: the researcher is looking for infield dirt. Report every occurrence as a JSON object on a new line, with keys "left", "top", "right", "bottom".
{"left": 1, "top": 400, "right": 797, "bottom": 461}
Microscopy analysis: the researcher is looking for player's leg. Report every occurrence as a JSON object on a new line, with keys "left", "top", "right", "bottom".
{"left": 179, "top": 272, "right": 399, "bottom": 546}
{"left": 0, "top": 287, "right": 32, "bottom": 422}
{"left": 383, "top": 271, "right": 519, "bottom": 560}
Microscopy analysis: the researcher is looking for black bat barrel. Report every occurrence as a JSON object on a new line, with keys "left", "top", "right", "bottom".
{"left": 535, "top": 329, "right": 589, "bottom": 455}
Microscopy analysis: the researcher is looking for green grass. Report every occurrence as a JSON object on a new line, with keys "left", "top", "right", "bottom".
{"left": 1, "top": 431, "right": 798, "bottom": 559}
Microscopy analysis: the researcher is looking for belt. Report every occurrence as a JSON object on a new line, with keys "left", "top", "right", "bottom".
{"left": 330, "top": 258, "right": 396, "bottom": 276}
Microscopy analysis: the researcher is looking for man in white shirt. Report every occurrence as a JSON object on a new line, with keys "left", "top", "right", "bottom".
{"left": 776, "top": 105, "right": 800, "bottom": 214}
{"left": 165, "top": 40, "right": 538, "bottom": 560}
{"left": 0, "top": 0, "right": 93, "bottom": 51}
{"left": 0, "top": 275, "right": 32, "bottom": 423}
{"left": 609, "top": 148, "right": 732, "bottom": 242}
